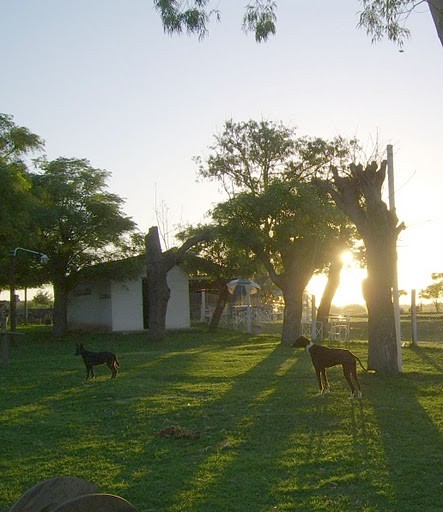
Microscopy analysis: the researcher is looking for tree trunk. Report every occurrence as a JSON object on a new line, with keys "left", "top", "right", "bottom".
{"left": 280, "top": 265, "right": 313, "bottom": 345}
{"left": 280, "top": 282, "right": 307, "bottom": 345}
{"left": 145, "top": 227, "right": 170, "bottom": 341}
{"left": 209, "top": 283, "right": 230, "bottom": 331}
{"left": 52, "top": 275, "right": 68, "bottom": 337}
{"left": 145, "top": 226, "right": 210, "bottom": 341}
{"left": 363, "top": 233, "right": 398, "bottom": 374}
{"left": 317, "top": 255, "right": 344, "bottom": 337}
{"left": 428, "top": 0, "right": 443, "bottom": 46}
{"left": 258, "top": 247, "right": 315, "bottom": 346}
{"left": 314, "top": 161, "right": 404, "bottom": 375}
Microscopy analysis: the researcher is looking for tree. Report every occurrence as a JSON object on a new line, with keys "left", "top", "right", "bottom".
{"left": 31, "top": 157, "right": 139, "bottom": 336}
{"left": 153, "top": 1, "right": 443, "bottom": 47}
{"left": 31, "top": 290, "right": 53, "bottom": 308}
{"left": 314, "top": 161, "right": 406, "bottom": 374}
{"left": 211, "top": 179, "right": 346, "bottom": 344}
{"left": 0, "top": 113, "right": 45, "bottom": 288}
{"left": 196, "top": 119, "right": 358, "bottom": 192}
{"left": 145, "top": 225, "right": 210, "bottom": 340}
{"left": 196, "top": 119, "right": 358, "bottom": 343}
{"left": 419, "top": 273, "right": 443, "bottom": 312}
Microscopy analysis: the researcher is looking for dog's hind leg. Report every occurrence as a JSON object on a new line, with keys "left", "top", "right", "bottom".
{"left": 343, "top": 367, "right": 356, "bottom": 399}
{"left": 351, "top": 368, "right": 363, "bottom": 399}
{"left": 107, "top": 360, "right": 118, "bottom": 378}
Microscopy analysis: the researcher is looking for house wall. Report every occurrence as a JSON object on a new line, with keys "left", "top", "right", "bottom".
{"left": 111, "top": 279, "right": 144, "bottom": 332}
{"left": 67, "top": 265, "right": 190, "bottom": 333}
{"left": 165, "top": 266, "right": 190, "bottom": 329}
{"left": 67, "top": 281, "right": 112, "bottom": 332}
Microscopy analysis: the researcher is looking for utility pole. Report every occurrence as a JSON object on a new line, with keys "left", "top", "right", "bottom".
{"left": 387, "top": 145, "right": 402, "bottom": 372}
{"left": 9, "top": 251, "right": 17, "bottom": 332}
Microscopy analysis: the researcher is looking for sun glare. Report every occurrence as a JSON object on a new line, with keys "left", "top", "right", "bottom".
{"left": 340, "top": 250, "right": 354, "bottom": 265}
{"left": 307, "top": 253, "right": 367, "bottom": 307}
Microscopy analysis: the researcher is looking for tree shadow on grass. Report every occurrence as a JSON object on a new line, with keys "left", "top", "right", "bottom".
{"left": 407, "top": 343, "right": 443, "bottom": 373}
{"left": 117, "top": 340, "right": 296, "bottom": 510}
{"left": 363, "top": 365, "right": 443, "bottom": 511}
{"left": 111, "top": 340, "right": 439, "bottom": 512}
{"left": 3, "top": 335, "right": 442, "bottom": 512}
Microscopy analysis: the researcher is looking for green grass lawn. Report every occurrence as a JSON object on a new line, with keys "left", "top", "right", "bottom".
{"left": 0, "top": 327, "right": 442, "bottom": 511}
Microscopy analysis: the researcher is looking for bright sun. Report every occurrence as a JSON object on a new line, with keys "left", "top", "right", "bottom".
{"left": 307, "top": 251, "right": 366, "bottom": 307}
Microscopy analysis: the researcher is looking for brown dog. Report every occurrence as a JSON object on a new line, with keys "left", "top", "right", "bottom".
{"left": 75, "top": 343, "right": 119, "bottom": 380}
{"left": 292, "top": 335, "right": 366, "bottom": 399}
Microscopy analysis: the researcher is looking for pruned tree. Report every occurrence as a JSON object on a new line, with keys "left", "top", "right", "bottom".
{"left": 153, "top": 1, "right": 443, "bottom": 47}
{"left": 314, "top": 161, "right": 406, "bottom": 374}
{"left": 145, "top": 225, "right": 210, "bottom": 340}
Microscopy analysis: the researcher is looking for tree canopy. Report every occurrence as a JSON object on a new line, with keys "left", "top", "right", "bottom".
{"left": 195, "top": 119, "right": 358, "bottom": 343}
{"left": 31, "top": 157, "right": 140, "bottom": 335}
{"left": 153, "top": 1, "right": 443, "bottom": 47}
{"left": 0, "top": 114, "right": 45, "bottom": 290}
{"left": 0, "top": 114, "right": 44, "bottom": 251}
{"left": 419, "top": 273, "right": 443, "bottom": 312}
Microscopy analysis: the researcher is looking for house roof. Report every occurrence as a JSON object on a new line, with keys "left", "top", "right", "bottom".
{"left": 74, "top": 255, "right": 147, "bottom": 282}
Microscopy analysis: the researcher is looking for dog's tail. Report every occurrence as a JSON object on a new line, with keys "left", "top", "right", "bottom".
{"left": 355, "top": 356, "right": 368, "bottom": 372}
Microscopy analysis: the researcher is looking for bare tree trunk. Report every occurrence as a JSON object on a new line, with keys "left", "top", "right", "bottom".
{"left": 145, "top": 226, "right": 210, "bottom": 341}
{"left": 145, "top": 227, "right": 171, "bottom": 341}
{"left": 363, "top": 233, "right": 398, "bottom": 374}
{"left": 314, "top": 161, "right": 405, "bottom": 375}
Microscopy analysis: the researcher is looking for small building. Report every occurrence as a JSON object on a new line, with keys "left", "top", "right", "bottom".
{"left": 67, "top": 257, "right": 190, "bottom": 332}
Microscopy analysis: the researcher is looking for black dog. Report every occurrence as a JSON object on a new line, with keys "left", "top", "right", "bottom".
{"left": 75, "top": 343, "right": 119, "bottom": 380}
{"left": 291, "top": 335, "right": 366, "bottom": 399}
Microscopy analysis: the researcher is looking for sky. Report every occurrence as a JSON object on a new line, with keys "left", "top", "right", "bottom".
{"left": 1, "top": 1, "right": 442, "bottom": 306}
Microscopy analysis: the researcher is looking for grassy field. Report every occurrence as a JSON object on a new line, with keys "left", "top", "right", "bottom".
{"left": 0, "top": 326, "right": 442, "bottom": 511}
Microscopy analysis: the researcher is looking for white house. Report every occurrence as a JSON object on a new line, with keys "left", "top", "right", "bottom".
{"left": 67, "top": 260, "right": 190, "bottom": 333}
